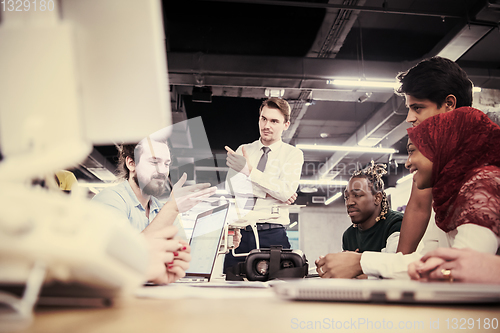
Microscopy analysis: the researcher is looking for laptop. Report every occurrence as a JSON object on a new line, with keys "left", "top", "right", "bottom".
{"left": 272, "top": 278, "right": 500, "bottom": 304}
{"left": 176, "top": 203, "right": 229, "bottom": 283}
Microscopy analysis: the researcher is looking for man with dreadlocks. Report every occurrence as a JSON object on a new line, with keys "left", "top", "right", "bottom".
{"left": 342, "top": 162, "right": 403, "bottom": 253}
{"left": 315, "top": 162, "right": 403, "bottom": 279}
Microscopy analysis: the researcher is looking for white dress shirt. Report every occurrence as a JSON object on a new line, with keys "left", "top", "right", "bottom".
{"left": 381, "top": 232, "right": 400, "bottom": 253}
{"left": 225, "top": 139, "right": 304, "bottom": 225}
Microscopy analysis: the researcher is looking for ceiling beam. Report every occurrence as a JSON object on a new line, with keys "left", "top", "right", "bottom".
{"left": 167, "top": 52, "right": 500, "bottom": 92}
{"left": 196, "top": 0, "right": 466, "bottom": 19}
{"left": 283, "top": 91, "right": 311, "bottom": 144}
{"left": 314, "top": 94, "right": 405, "bottom": 178}
{"left": 169, "top": 53, "right": 406, "bottom": 88}
{"left": 436, "top": 25, "right": 494, "bottom": 61}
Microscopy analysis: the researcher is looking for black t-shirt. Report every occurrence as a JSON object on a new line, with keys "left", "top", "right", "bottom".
{"left": 342, "top": 210, "right": 403, "bottom": 253}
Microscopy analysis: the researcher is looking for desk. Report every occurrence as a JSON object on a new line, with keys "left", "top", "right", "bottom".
{"left": 18, "top": 287, "right": 500, "bottom": 333}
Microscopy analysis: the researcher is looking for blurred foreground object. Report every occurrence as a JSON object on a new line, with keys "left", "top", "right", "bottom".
{"left": 0, "top": 0, "right": 171, "bottom": 331}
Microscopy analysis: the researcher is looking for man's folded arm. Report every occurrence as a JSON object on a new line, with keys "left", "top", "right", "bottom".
{"left": 248, "top": 150, "right": 304, "bottom": 202}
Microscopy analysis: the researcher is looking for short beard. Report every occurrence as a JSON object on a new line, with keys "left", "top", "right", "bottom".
{"left": 133, "top": 174, "right": 167, "bottom": 197}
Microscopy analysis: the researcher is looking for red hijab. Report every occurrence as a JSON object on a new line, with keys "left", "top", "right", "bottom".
{"left": 407, "top": 107, "right": 500, "bottom": 235}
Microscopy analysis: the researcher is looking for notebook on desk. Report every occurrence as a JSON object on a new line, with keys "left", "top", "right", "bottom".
{"left": 176, "top": 203, "right": 229, "bottom": 283}
{"left": 273, "top": 278, "right": 500, "bottom": 304}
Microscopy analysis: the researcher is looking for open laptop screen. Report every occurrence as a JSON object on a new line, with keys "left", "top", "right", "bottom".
{"left": 185, "top": 204, "right": 229, "bottom": 276}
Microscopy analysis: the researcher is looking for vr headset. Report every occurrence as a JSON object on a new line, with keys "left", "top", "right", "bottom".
{"left": 229, "top": 245, "right": 308, "bottom": 281}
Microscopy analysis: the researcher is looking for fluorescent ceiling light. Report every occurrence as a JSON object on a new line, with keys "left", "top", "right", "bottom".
{"left": 299, "top": 179, "right": 348, "bottom": 186}
{"left": 300, "top": 186, "right": 318, "bottom": 193}
{"left": 296, "top": 144, "right": 397, "bottom": 154}
{"left": 396, "top": 173, "right": 414, "bottom": 184}
{"left": 325, "top": 192, "right": 342, "bottom": 205}
{"left": 327, "top": 79, "right": 398, "bottom": 89}
{"left": 265, "top": 88, "right": 285, "bottom": 98}
{"left": 473, "top": 87, "right": 481, "bottom": 93}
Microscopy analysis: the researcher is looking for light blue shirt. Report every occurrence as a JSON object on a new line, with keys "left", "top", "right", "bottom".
{"left": 92, "top": 180, "right": 187, "bottom": 240}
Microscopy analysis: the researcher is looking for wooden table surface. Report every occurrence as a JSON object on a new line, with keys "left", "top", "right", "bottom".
{"left": 16, "top": 289, "right": 500, "bottom": 333}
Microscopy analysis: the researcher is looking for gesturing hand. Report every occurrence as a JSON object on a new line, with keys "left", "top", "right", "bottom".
{"left": 171, "top": 173, "right": 217, "bottom": 213}
{"left": 225, "top": 146, "right": 252, "bottom": 176}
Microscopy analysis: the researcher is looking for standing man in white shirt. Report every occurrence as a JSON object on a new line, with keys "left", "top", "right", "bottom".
{"left": 223, "top": 97, "right": 304, "bottom": 273}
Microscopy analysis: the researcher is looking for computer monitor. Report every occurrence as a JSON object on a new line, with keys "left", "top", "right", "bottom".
{"left": 0, "top": 0, "right": 171, "bottom": 180}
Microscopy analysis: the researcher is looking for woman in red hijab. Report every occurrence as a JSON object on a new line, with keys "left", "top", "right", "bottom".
{"left": 405, "top": 107, "right": 500, "bottom": 282}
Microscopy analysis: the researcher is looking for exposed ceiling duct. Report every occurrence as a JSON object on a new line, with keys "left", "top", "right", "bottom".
{"left": 308, "top": 0, "right": 366, "bottom": 59}
{"left": 86, "top": 0, "right": 500, "bottom": 195}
